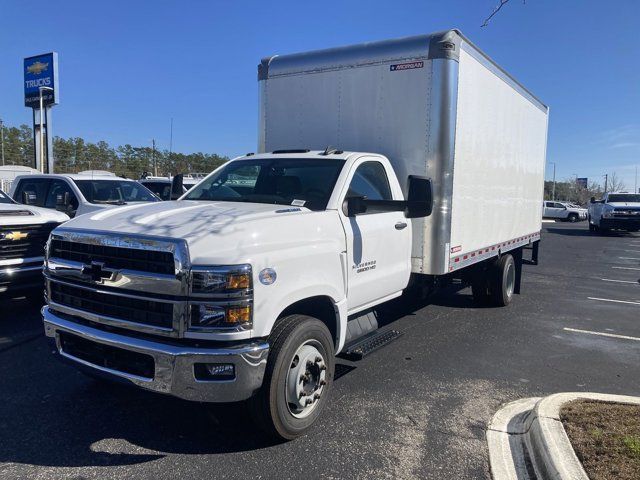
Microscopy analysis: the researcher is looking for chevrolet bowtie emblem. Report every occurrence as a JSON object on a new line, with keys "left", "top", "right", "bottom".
{"left": 4, "top": 231, "right": 28, "bottom": 241}
{"left": 81, "top": 261, "right": 114, "bottom": 283}
{"left": 27, "top": 61, "right": 49, "bottom": 75}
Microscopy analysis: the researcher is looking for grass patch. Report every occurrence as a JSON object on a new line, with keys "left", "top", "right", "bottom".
{"left": 561, "top": 400, "right": 640, "bottom": 480}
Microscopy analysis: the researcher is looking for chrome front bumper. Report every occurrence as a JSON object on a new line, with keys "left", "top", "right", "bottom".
{"left": 43, "top": 307, "right": 269, "bottom": 402}
{"left": 0, "top": 258, "right": 44, "bottom": 292}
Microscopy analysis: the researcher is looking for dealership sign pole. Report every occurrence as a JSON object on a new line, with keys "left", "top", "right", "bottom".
{"left": 24, "top": 52, "right": 59, "bottom": 174}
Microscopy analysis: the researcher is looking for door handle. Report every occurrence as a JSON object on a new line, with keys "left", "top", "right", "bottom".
{"left": 395, "top": 222, "right": 408, "bottom": 230}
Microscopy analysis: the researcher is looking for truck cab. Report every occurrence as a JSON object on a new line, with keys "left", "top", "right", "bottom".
{"left": 588, "top": 192, "right": 640, "bottom": 232}
{"left": 0, "top": 189, "right": 68, "bottom": 294}
{"left": 10, "top": 173, "right": 159, "bottom": 218}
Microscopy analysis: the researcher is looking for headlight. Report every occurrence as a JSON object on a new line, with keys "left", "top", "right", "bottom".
{"left": 191, "top": 265, "right": 252, "bottom": 295}
{"left": 189, "top": 303, "right": 252, "bottom": 331}
{"left": 189, "top": 265, "right": 253, "bottom": 332}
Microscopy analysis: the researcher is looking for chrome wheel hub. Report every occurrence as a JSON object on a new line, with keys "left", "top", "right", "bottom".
{"left": 285, "top": 341, "right": 326, "bottom": 418}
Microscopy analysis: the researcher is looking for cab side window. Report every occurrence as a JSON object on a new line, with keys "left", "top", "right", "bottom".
{"left": 45, "top": 179, "right": 79, "bottom": 215}
{"left": 347, "top": 162, "right": 392, "bottom": 202}
{"left": 14, "top": 178, "right": 50, "bottom": 207}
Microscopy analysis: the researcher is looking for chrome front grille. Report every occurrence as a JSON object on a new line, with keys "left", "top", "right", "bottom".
{"left": 0, "top": 222, "right": 59, "bottom": 261}
{"left": 50, "top": 281, "right": 175, "bottom": 330}
{"left": 50, "top": 238, "right": 175, "bottom": 275}
{"left": 45, "top": 229, "right": 191, "bottom": 337}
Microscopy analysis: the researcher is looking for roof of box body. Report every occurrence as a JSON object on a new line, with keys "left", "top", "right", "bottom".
{"left": 258, "top": 29, "right": 547, "bottom": 112}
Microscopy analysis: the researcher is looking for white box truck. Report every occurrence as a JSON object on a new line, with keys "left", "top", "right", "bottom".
{"left": 41, "top": 30, "right": 548, "bottom": 439}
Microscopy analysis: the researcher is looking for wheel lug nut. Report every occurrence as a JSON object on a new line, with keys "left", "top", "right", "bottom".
{"left": 299, "top": 391, "right": 305, "bottom": 399}
{"left": 319, "top": 365, "right": 327, "bottom": 371}
{"left": 306, "top": 360, "right": 313, "bottom": 367}
{"left": 305, "top": 399, "right": 313, "bottom": 406}
{"left": 300, "top": 374, "right": 309, "bottom": 382}
{"left": 320, "top": 380, "right": 327, "bottom": 386}
{"left": 314, "top": 393, "right": 321, "bottom": 400}
{"left": 315, "top": 356, "right": 322, "bottom": 362}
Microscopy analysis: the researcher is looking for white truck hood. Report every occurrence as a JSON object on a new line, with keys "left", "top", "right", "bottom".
{"left": 0, "top": 203, "right": 69, "bottom": 225}
{"left": 57, "top": 200, "right": 329, "bottom": 264}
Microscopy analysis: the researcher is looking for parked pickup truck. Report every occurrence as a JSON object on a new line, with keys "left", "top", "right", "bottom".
{"left": 542, "top": 201, "right": 587, "bottom": 222}
{"left": 41, "top": 30, "right": 548, "bottom": 439}
{"left": 10, "top": 173, "right": 159, "bottom": 218}
{"left": 0, "top": 189, "right": 68, "bottom": 294}
{"left": 588, "top": 192, "right": 640, "bottom": 232}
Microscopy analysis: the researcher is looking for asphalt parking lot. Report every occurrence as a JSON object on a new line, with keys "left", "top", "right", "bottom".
{"left": 1, "top": 222, "right": 639, "bottom": 479}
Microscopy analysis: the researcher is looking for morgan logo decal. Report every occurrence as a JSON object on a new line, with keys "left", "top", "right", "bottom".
{"left": 390, "top": 61, "right": 424, "bottom": 72}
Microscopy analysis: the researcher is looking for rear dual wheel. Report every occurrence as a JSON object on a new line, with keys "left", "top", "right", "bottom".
{"left": 249, "top": 315, "right": 334, "bottom": 440}
{"left": 471, "top": 254, "right": 515, "bottom": 307}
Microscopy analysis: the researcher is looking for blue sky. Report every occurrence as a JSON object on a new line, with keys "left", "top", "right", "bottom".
{"left": 1, "top": 0, "right": 639, "bottom": 189}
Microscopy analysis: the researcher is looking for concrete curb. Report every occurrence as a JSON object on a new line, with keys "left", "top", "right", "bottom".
{"left": 487, "top": 392, "right": 640, "bottom": 480}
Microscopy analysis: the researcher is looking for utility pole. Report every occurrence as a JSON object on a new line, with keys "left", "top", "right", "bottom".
{"left": 548, "top": 162, "right": 556, "bottom": 200}
{"left": 635, "top": 166, "right": 638, "bottom": 194}
{"left": 0, "top": 118, "right": 5, "bottom": 166}
{"left": 604, "top": 173, "right": 608, "bottom": 194}
{"left": 169, "top": 118, "right": 173, "bottom": 164}
{"left": 152, "top": 139, "right": 157, "bottom": 176}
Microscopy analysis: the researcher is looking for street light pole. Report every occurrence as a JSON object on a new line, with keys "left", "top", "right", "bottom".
{"left": 0, "top": 118, "right": 4, "bottom": 167}
{"left": 38, "top": 86, "right": 53, "bottom": 173}
{"left": 548, "top": 162, "right": 556, "bottom": 200}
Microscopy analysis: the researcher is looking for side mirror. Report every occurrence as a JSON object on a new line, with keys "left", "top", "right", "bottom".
{"left": 590, "top": 197, "right": 596, "bottom": 204}
{"left": 405, "top": 176, "right": 433, "bottom": 218}
{"left": 22, "top": 191, "right": 37, "bottom": 205}
{"left": 344, "top": 196, "right": 368, "bottom": 217}
{"left": 56, "top": 192, "right": 70, "bottom": 210}
{"left": 171, "top": 174, "right": 184, "bottom": 200}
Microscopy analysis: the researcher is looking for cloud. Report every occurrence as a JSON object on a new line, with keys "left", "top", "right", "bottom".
{"left": 611, "top": 142, "right": 640, "bottom": 149}
{"left": 597, "top": 124, "right": 640, "bottom": 150}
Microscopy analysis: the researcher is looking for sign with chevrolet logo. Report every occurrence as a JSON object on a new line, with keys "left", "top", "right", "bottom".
{"left": 24, "top": 52, "right": 59, "bottom": 108}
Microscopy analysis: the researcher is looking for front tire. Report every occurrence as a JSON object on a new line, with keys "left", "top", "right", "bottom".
{"left": 249, "top": 315, "right": 334, "bottom": 440}
{"left": 568, "top": 213, "right": 579, "bottom": 223}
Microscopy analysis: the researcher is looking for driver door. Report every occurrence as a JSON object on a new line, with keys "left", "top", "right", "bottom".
{"left": 339, "top": 159, "right": 411, "bottom": 312}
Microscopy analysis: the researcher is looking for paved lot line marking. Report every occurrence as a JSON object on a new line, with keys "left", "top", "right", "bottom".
{"left": 613, "top": 266, "right": 640, "bottom": 271}
{"left": 564, "top": 327, "right": 640, "bottom": 342}
{"left": 588, "top": 296, "right": 640, "bottom": 306}
{"left": 601, "top": 278, "right": 639, "bottom": 285}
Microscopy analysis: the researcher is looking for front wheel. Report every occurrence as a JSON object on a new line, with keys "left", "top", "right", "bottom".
{"left": 568, "top": 213, "right": 579, "bottom": 223}
{"left": 248, "top": 315, "right": 334, "bottom": 440}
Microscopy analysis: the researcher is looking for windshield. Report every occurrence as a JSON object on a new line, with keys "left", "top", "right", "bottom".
{"left": 184, "top": 158, "right": 345, "bottom": 211}
{"left": 0, "top": 190, "right": 15, "bottom": 204}
{"left": 608, "top": 194, "right": 640, "bottom": 203}
{"left": 74, "top": 179, "right": 159, "bottom": 205}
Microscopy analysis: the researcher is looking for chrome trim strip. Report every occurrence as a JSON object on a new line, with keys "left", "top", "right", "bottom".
{"left": 46, "top": 257, "right": 184, "bottom": 296}
{"left": 0, "top": 264, "right": 43, "bottom": 277}
{"left": 49, "top": 301, "right": 177, "bottom": 335}
{"left": 0, "top": 256, "right": 44, "bottom": 267}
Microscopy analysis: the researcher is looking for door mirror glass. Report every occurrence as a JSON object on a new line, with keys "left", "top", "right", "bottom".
{"left": 55, "top": 191, "right": 70, "bottom": 211}
{"left": 405, "top": 176, "right": 433, "bottom": 218}
{"left": 22, "top": 191, "right": 37, "bottom": 205}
